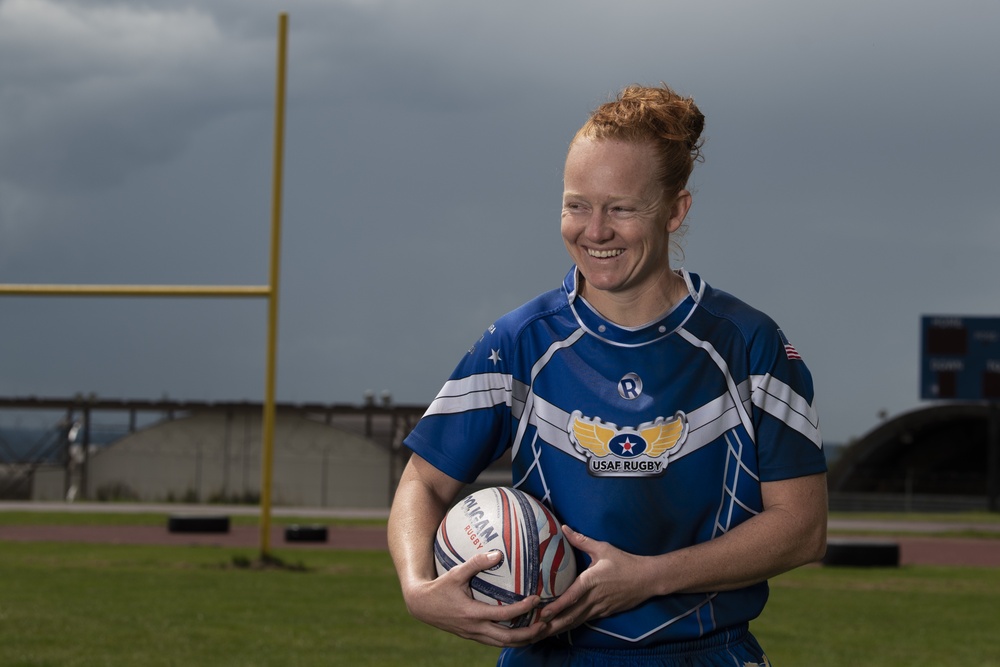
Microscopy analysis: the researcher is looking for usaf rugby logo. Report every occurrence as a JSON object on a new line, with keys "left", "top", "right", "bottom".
{"left": 569, "top": 410, "right": 689, "bottom": 477}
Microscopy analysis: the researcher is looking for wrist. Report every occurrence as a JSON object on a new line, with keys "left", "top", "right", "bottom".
{"left": 644, "top": 551, "right": 682, "bottom": 597}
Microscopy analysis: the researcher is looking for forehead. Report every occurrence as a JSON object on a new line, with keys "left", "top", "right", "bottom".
{"left": 563, "top": 138, "right": 660, "bottom": 196}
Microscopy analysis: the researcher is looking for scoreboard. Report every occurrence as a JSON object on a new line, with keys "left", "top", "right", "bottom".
{"left": 921, "top": 316, "right": 1000, "bottom": 401}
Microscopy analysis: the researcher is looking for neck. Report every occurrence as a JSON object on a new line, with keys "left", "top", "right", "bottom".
{"left": 580, "top": 270, "right": 688, "bottom": 327}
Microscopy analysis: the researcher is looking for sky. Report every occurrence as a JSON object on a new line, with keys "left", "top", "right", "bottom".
{"left": 0, "top": 0, "right": 997, "bottom": 444}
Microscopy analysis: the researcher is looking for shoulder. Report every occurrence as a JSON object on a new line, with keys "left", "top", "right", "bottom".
{"left": 686, "top": 274, "right": 809, "bottom": 371}
{"left": 490, "top": 271, "right": 576, "bottom": 341}
{"left": 693, "top": 278, "right": 780, "bottom": 344}
{"left": 497, "top": 287, "right": 569, "bottom": 332}
{"left": 462, "top": 279, "right": 574, "bottom": 370}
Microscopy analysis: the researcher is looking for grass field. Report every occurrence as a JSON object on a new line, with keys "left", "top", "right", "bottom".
{"left": 1, "top": 511, "right": 999, "bottom": 666}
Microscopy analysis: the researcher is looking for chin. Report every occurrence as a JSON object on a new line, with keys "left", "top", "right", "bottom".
{"left": 580, "top": 273, "right": 628, "bottom": 295}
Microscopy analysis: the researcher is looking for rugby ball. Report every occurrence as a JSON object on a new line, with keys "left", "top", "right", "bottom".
{"left": 433, "top": 486, "right": 577, "bottom": 628}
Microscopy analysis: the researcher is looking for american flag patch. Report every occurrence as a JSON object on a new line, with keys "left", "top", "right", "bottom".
{"left": 777, "top": 329, "right": 802, "bottom": 361}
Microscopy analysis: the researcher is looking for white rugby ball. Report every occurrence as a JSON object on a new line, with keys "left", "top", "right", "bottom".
{"left": 434, "top": 486, "right": 577, "bottom": 628}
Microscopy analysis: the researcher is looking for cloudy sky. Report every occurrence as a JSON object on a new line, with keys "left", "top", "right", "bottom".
{"left": 1, "top": 0, "right": 997, "bottom": 444}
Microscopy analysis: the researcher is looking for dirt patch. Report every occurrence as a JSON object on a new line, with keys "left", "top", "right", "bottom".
{"left": 896, "top": 537, "right": 1000, "bottom": 567}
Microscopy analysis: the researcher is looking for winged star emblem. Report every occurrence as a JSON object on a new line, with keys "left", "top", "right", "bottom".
{"left": 569, "top": 411, "right": 688, "bottom": 477}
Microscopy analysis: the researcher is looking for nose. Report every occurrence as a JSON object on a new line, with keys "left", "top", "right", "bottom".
{"left": 584, "top": 210, "right": 614, "bottom": 243}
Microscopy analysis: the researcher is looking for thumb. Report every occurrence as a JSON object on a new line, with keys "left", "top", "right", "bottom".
{"left": 562, "top": 525, "right": 597, "bottom": 553}
{"left": 450, "top": 548, "right": 505, "bottom": 581}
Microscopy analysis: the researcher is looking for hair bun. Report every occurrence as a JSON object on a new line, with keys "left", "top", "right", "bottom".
{"left": 574, "top": 83, "right": 706, "bottom": 198}
{"left": 685, "top": 108, "right": 705, "bottom": 152}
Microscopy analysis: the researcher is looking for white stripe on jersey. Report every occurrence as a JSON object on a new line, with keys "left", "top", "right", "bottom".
{"left": 523, "top": 393, "right": 586, "bottom": 463}
{"left": 750, "top": 373, "right": 822, "bottom": 449}
{"left": 681, "top": 390, "right": 747, "bottom": 455}
{"left": 423, "top": 372, "right": 510, "bottom": 416}
{"left": 524, "top": 385, "right": 746, "bottom": 467}
{"left": 511, "top": 329, "right": 588, "bottom": 461}
{"left": 677, "top": 328, "right": 757, "bottom": 443}
{"left": 584, "top": 593, "right": 719, "bottom": 644}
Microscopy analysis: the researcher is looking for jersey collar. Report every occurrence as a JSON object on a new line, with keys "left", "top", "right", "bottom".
{"left": 562, "top": 266, "right": 704, "bottom": 346}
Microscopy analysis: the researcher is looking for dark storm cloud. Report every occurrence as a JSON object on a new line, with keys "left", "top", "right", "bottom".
{"left": 0, "top": 1, "right": 273, "bottom": 192}
{"left": 1, "top": 0, "right": 998, "bottom": 442}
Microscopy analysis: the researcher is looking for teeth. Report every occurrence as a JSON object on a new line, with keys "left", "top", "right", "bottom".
{"left": 588, "top": 248, "right": 623, "bottom": 258}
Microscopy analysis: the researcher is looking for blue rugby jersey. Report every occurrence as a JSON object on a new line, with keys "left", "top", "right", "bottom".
{"left": 405, "top": 267, "right": 827, "bottom": 649}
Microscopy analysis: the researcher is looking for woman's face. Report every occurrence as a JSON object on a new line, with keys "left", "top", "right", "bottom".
{"left": 561, "top": 137, "right": 689, "bottom": 309}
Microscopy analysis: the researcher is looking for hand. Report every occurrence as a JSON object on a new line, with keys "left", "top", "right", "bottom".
{"left": 403, "top": 549, "right": 548, "bottom": 648}
{"left": 536, "top": 526, "right": 655, "bottom": 636}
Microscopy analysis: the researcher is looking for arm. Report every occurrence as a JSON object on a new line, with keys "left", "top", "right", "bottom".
{"left": 649, "top": 471, "right": 827, "bottom": 593}
{"left": 539, "top": 472, "right": 828, "bottom": 631}
{"left": 387, "top": 453, "right": 545, "bottom": 647}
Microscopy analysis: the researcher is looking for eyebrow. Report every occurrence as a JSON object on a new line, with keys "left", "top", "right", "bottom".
{"left": 562, "top": 191, "right": 648, "bottom": 203}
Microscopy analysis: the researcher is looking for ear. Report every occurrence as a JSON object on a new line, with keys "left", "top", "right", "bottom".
{"left": 666, "top": 190, "right": 692, "bottom": 233}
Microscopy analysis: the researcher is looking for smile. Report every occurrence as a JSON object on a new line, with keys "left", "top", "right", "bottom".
{"left": 587, "top": 248, "right": 624, "bottom": 259}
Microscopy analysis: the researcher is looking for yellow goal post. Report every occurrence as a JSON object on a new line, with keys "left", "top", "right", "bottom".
{"left": 0, "top": 13, "right": 291, "bottom": 560}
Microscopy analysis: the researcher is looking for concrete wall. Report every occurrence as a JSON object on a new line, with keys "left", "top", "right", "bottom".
{"left": 32, "top": 409, "right": 393, "bottom": 509}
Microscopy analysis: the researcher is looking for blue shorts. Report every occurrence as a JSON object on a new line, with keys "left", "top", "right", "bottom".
{"left": 497, "top": 626, "right": 770, "bottom": 667}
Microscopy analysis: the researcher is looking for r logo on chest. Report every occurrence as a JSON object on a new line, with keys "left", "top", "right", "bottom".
{"left": 618, "top": 372, "right": 643, "bottom": 400}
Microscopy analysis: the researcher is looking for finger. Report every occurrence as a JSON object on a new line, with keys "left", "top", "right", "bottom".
{"left": 474, "top": 548, "right": 505, "bottom": 572}
{"left": 446, "top": 549, "right": 504, "bottom": 584}
{"left": 482, "top": 594, "right": 542, "bottom": 624}
{"left": 446, "top": 552, "right": 544, "bottom": 620}
{"left": 466, "top": 597, "right": 547, "bottom": 648}
{"left": 477, "top": 617, "right": 550, "bottom": 648}
{"left": 538, "top": 595, "right": 572, "bottom": 623}
{"left": 538, "top": 575, "right": 586, "bottom": 622}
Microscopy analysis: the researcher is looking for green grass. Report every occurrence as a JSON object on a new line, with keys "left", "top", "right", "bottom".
{"left": 758, "top": 565, "right": 1000, "bottom": 666}
{"left": 0, "top": 542, "right": 499, "bottom": 667}
{"left": 0, "top": 511, "right": 187, "bottom": 527}
{"left": 2, "top": 510, "right": 999, "bottom": 665}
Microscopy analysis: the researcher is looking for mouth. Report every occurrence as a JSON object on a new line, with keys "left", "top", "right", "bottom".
{"left": 587, "top": 248, "right": 624, "bottom": 259}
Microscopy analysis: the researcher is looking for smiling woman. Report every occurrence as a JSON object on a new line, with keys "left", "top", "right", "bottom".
{"left": 558, "top": 86, "right": 705, "bottom": 326}
{"left": 388, "top": 82, "right": 828, "bottom": 667}
{"left": 560, "top": 138, "right": 690, "bottom": 327}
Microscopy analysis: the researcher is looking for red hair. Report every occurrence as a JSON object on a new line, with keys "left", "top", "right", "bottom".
{"left": 573, "top": 84, "right": 705, "bottom": 202}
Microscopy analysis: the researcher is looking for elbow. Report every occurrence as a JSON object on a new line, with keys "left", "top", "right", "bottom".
{"left": 801, "top": 520, "right": 828, "bottom": 565}
{"left": 783, "top": 510, "right": 827, "bottom": 567}
{"left": 762, "top": 472, "right": 830, "bottom": 568}
{"left": 796, "top": 473, "right": 829, "bottom": 565}
{"left": 809, "top": 529, "right": 828, "bottom": 564}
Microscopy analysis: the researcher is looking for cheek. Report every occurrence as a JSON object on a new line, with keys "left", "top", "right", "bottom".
{"left": 560, "top": 218, "right": 579, "bottom": 245}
